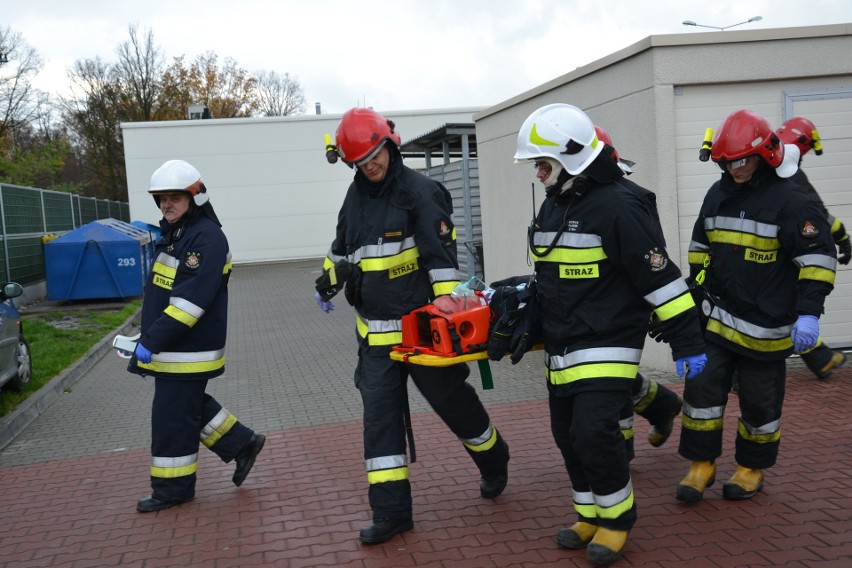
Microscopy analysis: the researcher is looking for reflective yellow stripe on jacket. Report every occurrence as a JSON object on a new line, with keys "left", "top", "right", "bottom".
{"left": 705, "top": 305, "right": 792, "bottom": 354}
{"left": 547, "top": 347, "right": 641, "bottom": 386}
{"left": 356, "top": 314, "right": 403, "bottom": 346}
{"left": 137, "top": 348, "right": 226, "bottom": 375}
{"left": 531, "top": 231, "right": 608, "bottom": 264}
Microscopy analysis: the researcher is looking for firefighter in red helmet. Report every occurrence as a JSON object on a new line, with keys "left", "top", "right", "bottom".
{"left": 775, "top": 117, "right": 848, "bottom": 379}
{"left": 314, "top": 108, "right": 510, "bottom": 545}
{"left": 677, "top": 109, "right": 836, "bottom": 504}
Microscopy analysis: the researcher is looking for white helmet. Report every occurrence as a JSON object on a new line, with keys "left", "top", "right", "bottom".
{"left": 148, "top": 160, "right": 209, "bottom": 205}
{"left": 515, "top": 103, "right": 604, "bottom": 175}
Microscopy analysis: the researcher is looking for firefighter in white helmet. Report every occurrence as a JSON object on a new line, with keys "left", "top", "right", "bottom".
{"left": 515, "top": 103, "right": 707, "bottom": 566}
{"left": 594, "top": 124, "right": 685, "bottom": 452}
{"left": 128, "top": 159, "right": 266, "bottom": 512}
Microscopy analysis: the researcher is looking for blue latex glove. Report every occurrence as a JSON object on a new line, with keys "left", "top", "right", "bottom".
{"left": 135, "top": 343, "right": 153, "bottom": 364}
{"left": 314, "top": 291, "right": 334, "bottom": 314}
{"left": 676, "top": 353, "right": 708, "bottom": 379}
{"left": 791, "top": 314, "right": 819, "bottom": 353}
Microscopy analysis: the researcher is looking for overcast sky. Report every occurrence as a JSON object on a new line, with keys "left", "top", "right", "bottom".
{"left": 6, "top": 0, "right": 852, "bottom": 115}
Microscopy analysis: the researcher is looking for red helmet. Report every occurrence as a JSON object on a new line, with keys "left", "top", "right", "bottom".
{"left": 776, "top": 117, "right": 823, "bottom": 156}
{"left": 594, "top": 125, "right": 635, "bottom": 173}
{"left": 335, "top": 108, "right": 401, "bottom": 165}
{"left": 594, "top": 125, "right": 620, "bottom": 162}
{"left": 710, "top": 109, "right": 784, "bottom": 168}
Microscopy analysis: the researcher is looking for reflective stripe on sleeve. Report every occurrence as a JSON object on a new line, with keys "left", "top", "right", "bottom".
{"left": 356, "top": 315, "right": 403, "bottom": 346}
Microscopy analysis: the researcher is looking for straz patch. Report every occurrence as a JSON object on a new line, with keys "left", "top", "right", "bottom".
{"left": 745, "top": 248, "right": 777, "bottom": 264}
{"left": 801, "top": 220, "right": 819, "bottom": 238}
{"left": 560, "top": 264, "right": 599, "bottom": 279}
{"left": 153, "top": 273, "right": 174, "bottom": 290}
{"left": 185, "top": 251, "right": 202, "bottom": 270}
{"left": 436, "top": 218, "right": 453, "bottom": 240}
{"left": 645, "top": 248, "right": 668, "bottom": 272}
{"left": 389, "top": 259, "right": 418, "bottom": 279}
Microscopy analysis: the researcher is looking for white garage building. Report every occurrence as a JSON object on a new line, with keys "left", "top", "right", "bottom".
{"left": 474, "top": 22, "right": 852, "bottom": 367}
{"left": 121, "top": 107, "right": 484, "bottom": 264}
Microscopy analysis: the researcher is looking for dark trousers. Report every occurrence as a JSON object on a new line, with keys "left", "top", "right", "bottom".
{"left": 632, "top": 372, "right": 681, "bottom": 426}
{"left": 355, "top": 347, "right": 509, "bottom": 520}
{"left": 678, "top": 341, "right": 786, "bottom": 469}
{"left": 151, "top": 378, "right": 254, "bottom": 500}
{"left": 549, "top": 389, "right": 637, "bottom": 531}
{"left": 801, "top": 341, "right": 837, "bottom": 374}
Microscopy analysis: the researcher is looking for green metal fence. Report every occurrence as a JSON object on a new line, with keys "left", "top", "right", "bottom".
{"left": 0, "top": 184, "right": 130, "bottom": 285}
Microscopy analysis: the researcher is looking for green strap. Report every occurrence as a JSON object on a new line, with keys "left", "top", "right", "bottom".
{"left": 477, "top": 359, "right": 494, "bottom": 390}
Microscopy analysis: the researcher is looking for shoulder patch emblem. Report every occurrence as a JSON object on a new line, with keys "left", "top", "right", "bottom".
{"left": 801, "top": 220, "right": 819, "bottom": 238}
{"left": 646, "top": 248, "right": 668, "bottom": 272}
{"left": 185, "top": 251, "right": 202, "bottom": 270}
{"left": 437, "top": 219, "right": 452, "bottom": 239}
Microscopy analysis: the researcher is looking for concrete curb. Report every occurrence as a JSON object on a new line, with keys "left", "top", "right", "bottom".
{"left": 0, "top": 308, "right": 141, "bottom": 452}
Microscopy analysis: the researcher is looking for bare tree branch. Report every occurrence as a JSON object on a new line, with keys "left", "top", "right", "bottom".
{"left": 255, "top": 70, "right": 306, "bottom": 117}
{"left": 0, "top": 26, "right": 44, "bottom": 140}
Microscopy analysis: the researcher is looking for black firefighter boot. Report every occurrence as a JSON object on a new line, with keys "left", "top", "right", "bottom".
{"left": 802, "top": 346, "right": 847, "bottom": 380}
{"left": 233, "top": 433, "right": 266, "bottom": 486}
{"left": 359, "top": 518, "right": 414, "bottom": 544}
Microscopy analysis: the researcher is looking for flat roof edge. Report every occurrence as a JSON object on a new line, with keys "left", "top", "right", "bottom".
{"left": 474, "top": 22, "right": 852, "bottom": 121}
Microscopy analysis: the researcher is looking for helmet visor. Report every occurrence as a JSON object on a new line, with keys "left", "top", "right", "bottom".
{"left": 353, "top": 140, "right": 387, "bottom": 167}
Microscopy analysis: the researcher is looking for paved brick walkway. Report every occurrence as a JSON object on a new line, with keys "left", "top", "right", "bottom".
{"left": 1, "top": 261, "right": 850, "bottom": 567}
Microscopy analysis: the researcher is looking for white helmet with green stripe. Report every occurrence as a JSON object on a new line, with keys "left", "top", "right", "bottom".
{"left": 514, "top": 103, "right": 604, "bottom": 175}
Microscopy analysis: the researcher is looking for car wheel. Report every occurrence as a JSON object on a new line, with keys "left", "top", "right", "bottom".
{"left": 8, "top": 336, "right": 32, "bottom": 390}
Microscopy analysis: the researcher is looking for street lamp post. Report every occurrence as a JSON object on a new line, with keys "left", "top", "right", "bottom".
{"left": 682, "top": 16, "right": 763, "bottom": 31}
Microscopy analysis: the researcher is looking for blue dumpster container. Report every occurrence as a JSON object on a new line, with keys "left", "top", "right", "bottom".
{"left": 44, "top": 218, "right": 154, "bottom": 301}
{"left": 130, "top": 220, "right": 162, "bottom": 244}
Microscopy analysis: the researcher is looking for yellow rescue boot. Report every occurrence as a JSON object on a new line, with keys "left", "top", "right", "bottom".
{"left": 816, "top": 351, "right": 846, "bottom": 380}
{"left": 676, "top": 460, "right": 716, "bottom": 503}
{"left": 722, "top": 465, "right": 764, "bottom": 500}
{"left": 586, "top": 527, "right": 628, "bottom": 566}
{"left": 556, "top": 521, "right": 598, "bottom": 549}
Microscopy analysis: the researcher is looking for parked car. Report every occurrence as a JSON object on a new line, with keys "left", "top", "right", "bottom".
{"left": 0, "top": 282, "right": 31, "bottom": 391}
